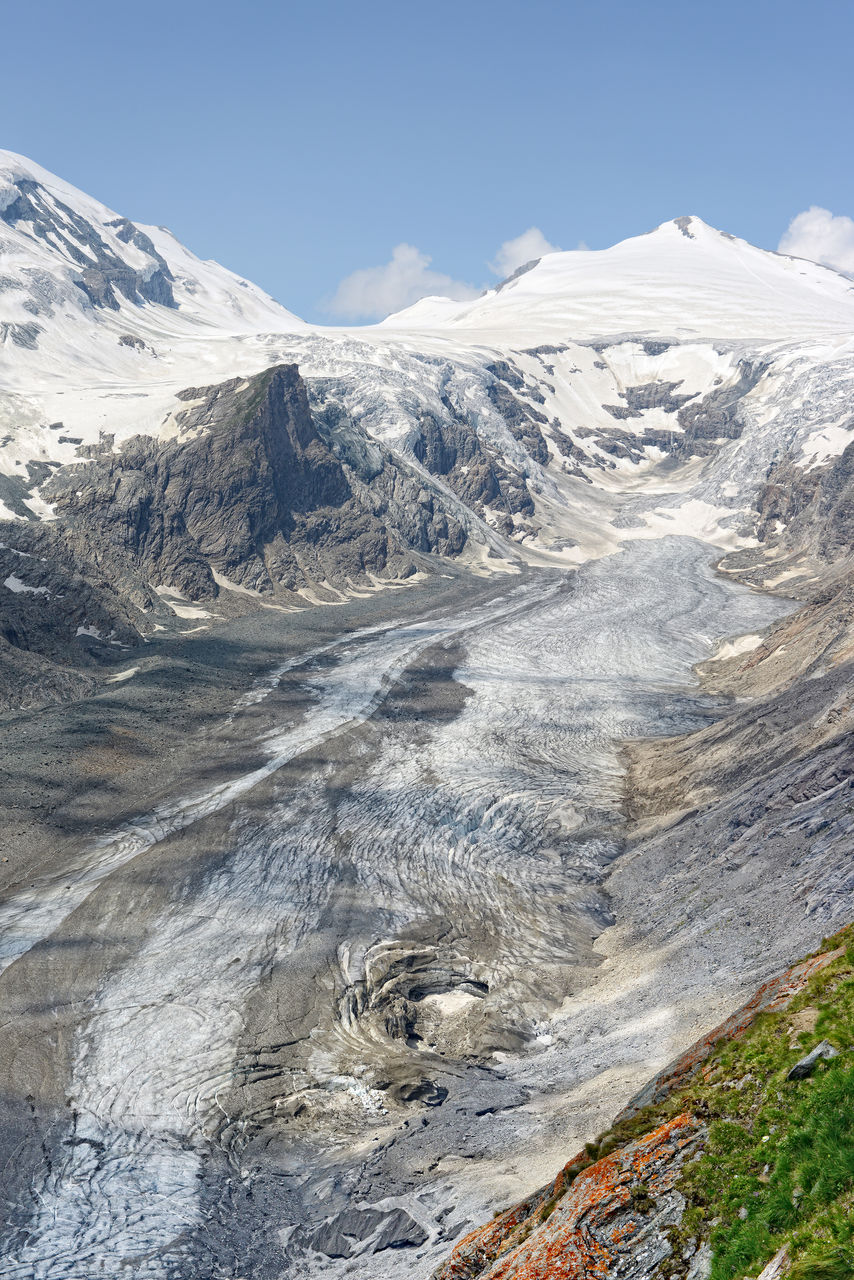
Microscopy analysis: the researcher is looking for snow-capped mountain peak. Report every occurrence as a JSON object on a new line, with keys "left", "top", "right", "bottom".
{"left": 0, "top": 152, "right": 310, "bottom": 481}
{"left": 380, "top": 214, "right": 854, "bottom": 342}
{"left": 0, "top": 149, "right": 304, "bottom": 379}
{"left": 0, "top": 150, "right": 304, "bottom": 330}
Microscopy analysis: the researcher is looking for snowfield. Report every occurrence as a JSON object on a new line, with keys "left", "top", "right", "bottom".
{"left": 380, "top": 216, "right": 854, "bottom": 342}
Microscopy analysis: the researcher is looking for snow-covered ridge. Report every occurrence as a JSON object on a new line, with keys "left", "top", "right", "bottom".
{"left": 381, "top": 216, "right": 854, "bottom": 342}
{"left": 0, "top": 149, "right": 305, "bottom": 331}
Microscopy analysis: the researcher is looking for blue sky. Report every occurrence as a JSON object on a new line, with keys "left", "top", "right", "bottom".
{"left": 3, "top": 0, "right": 853, "bottom": 321}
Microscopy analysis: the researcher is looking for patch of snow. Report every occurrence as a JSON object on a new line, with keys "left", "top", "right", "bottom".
{"left": 3, "top": 573, "right": 49, "bottom": 595}
{"left": 764, "top": 567, "right": 805, "bottom": 588}
{"left": 420, "top": 989, "right": 480, "bottom": 1017}
{"left": 711, "top": 633, "right": 763, "bottom": 661}
{"left": 22, "top": 492, "right": 57, "bottom": 520}
{"left": 105, "top": 666, "right": 139, "bottom": 684}
{"left": 167, "top": 604, "right": 213, "bottom": 620}
{"left": 211, "top": 570, "right": 294, "bottom": 612}
{"left": 800, "top": 421, "right": 854, "bottom": 468}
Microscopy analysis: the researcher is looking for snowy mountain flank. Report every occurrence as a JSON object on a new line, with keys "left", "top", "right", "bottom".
{"left": 2, "top": 154, "right": 854, "bottom": 1280}
{"left": 382, "top": 213, "right": 854, "bottom": 341}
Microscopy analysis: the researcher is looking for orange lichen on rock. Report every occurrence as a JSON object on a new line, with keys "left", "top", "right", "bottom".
{"left": 432, "top": 941, "right": 844, "bottom": 1280}
{"left": 431, "top": 1115, "right": 704, "bottom": 1279}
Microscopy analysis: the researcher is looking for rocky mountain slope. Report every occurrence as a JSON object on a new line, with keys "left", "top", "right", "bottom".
{"left": 425, "top": 332, "right": 854, "bottom": 1279}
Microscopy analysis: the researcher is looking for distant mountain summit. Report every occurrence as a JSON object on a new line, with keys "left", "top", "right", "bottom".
{"left": 382, "top": 215, "right": 854, "bottom": 341}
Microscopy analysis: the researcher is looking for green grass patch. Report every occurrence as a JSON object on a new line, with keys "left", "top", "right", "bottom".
{"left": 669, "top": 925, "right": 854, "bottom": 1279}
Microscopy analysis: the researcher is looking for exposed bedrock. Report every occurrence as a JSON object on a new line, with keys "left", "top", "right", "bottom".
{"left": 530, "top": 349, "right": 772, "bottom": 474}
{"left": 408, "top": 405, "right": 536, "bottom": 533}
{"left": 753, "top": 433, "right": 854, "bottom": 564}
{"left": 483, "top": 360, "right": 550, "bottom": 469}
{"left": 45, "top": 363, "right": 477, "bottom": 602}
{"left": 669, "top": 358, "right": 767, "bottom": 458}
{"left": 0, "top": 520, "right": 159, "bottom": 711}
{"left": 308, "top": 358, "right": 547, "bottom": 540}
{"left": 46, "top": 364, "right": 404, "bottom": 599}
{"left": 431, "top": 942, "right": 845, "bottom": 1280}
{"left": 432, "top": 1115, "right": 707, "bottom": 1280}
{"left": 5, "top": 154, "right": 854, "bottom": 1280}
{"left": 603, "top": 380, "right": 697, "bottom": 420}
{"left": 624, "top": 387, "right": 854, "bottom": 877}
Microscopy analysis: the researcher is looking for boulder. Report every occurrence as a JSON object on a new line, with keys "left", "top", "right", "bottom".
{"left": 786, "top": 1038, "right": 839, "bottom": 1080}
{"left": 756, "top": 1244, "right": 791, "bottom": 1279}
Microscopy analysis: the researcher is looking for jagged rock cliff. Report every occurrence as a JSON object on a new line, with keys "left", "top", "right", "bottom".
{"left": 44, "top": 363, "right": 449, "bottom": 600}
{"left": 0, "top": 363, "right": 478, "bottom": 709}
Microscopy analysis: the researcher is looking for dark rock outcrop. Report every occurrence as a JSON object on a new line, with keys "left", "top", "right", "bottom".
{"left": 671, "top": 360, "right": 767, "bottom": 458}
{"left": 754, "top": 434, "right": 854, "bottom": 561}
{"left": 409, "top": 402, "right": 535, "bottom": 533}
{"left": 0, "top": 521, "right": 152, "bottom": 711}
{"left": 46, "top": 364, "right": 465, "bottom": 600}
{"left": 0, "top": 320, "right": 42, "bottom": 349}
{"left": 485, "top": 360, "right": 551, "bottom": 468}
{"left": 309, "top": 390, "right": 469, "bottom": 558}
{"left": 603, "top": 381, "right": 696, "bottom": 420}
{"left": 0, "top": 178, "right": 175, "bottom": 310}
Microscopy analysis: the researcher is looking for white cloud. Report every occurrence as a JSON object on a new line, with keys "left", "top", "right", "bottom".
{"left": 325, "top": 243, "right": 478, "bottom": 321}
{"left": 488, "top": 227, "right": 560, "bottom": 279}
{"left": 325, "top": 226, "right": 566, "bottom": 322}
{"left": 778, "top": 207, "right": 854, "bottom": 276}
